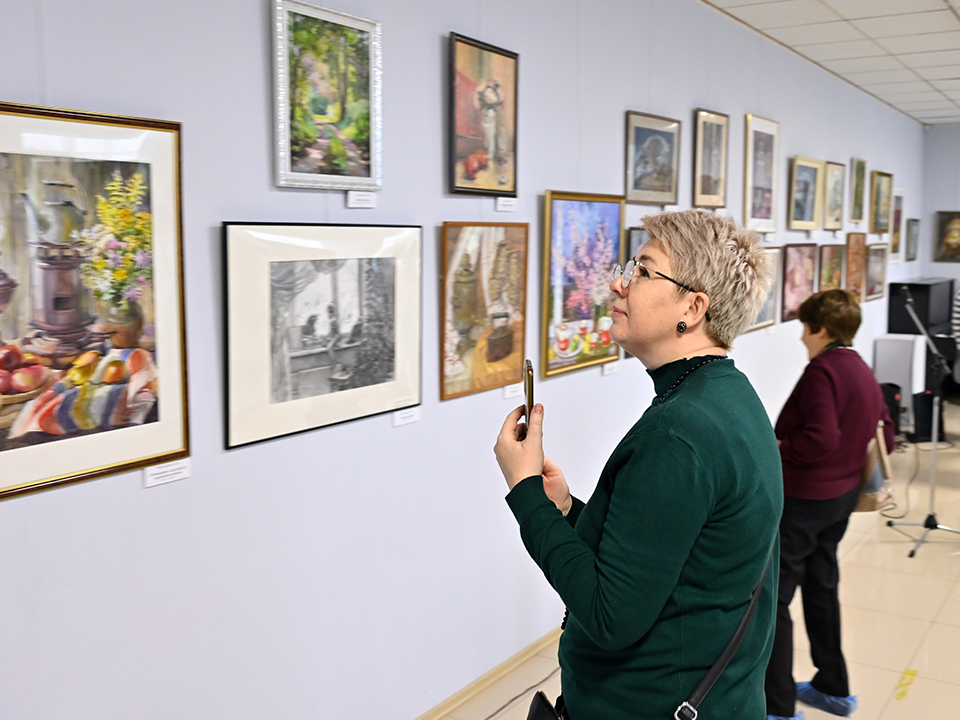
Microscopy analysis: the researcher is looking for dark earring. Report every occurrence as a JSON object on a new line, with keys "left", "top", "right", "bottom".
{"left": 677, "top": 321, "right": 687, "bottom": 333}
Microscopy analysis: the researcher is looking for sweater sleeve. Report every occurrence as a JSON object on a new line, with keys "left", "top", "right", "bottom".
{"left": 778, "top": 364, "right": 842, "bottom": 466}
{"left": 506, "top": 428, "right": 712, "bottom": 651}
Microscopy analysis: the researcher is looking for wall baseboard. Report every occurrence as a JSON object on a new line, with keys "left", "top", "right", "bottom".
{"left": 414, "top": 626, "right": 562, "bottom": 720}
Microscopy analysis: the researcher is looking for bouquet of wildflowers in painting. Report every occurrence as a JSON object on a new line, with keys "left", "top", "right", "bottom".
{"left": 563, "top": 211, "right": 616, "bottom": 320}
{"left": 74, "top": 172, "right": 153, "bottom": 310}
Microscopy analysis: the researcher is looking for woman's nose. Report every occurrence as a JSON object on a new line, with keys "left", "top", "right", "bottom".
{"left": 610, "top": 275, "right": 627, "bottom": 297}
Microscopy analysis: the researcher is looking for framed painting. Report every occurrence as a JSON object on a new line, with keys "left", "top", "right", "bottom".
{"left": 788, "top": 156, "right": 824, "bottom": 231}
{"left": 782, "top": 243, "right": 817, "bottom": 322}
{"left": 744, "top": 247, "right": 780, "bottom": 333}
{"left": 693, "top": 108, "right": 729, "bottom": 208}
{"left": 541, "top": 191, "right": 624, "bottom": 378}
{"left": 743, "top": 114, "right": 779, "bottom": 233}
{"left": 890, "top": 189, "right": 904, "bottom": 256}
{"left": 935, "top": 211, "right": 960, "bottom": 262}
{"left": 273, "top": 0, "right": 382, "bottom": 191}
{"left": 223, "top": 223, "right": 421, "bottom": 448}
{"left": 850, "top": 158, "right": 866, "bottom": 223}
{"left": 449, "top": 33, "right": 518, "bottom": 197}
{"left": 905, "top": 218, "right": 919, "bottom": 262}
{"left": 865, "top": 244, "right": 887, "bottom": 301}
{"left": 823, "top": 161, "right": 845, "bottom": 231}
{"left": 627, "top": 226, "right": 650, "bottom": 259}
{"left": 625, "top": 111, "right": 680, "bottom": 205}
{"left": 0, "top": 102, "right": 188, "bottom": 501}
{"left": 819, "top": 245, "right": 845, "bottom": 291}
{"left": 870, "top": 171, "right": 893, "bottom": 234}
{"left": 440, "top": 222, "right": 527, "bottom": 400}
{"left": 846, "top": 232, "right": 866, "bottom": 300}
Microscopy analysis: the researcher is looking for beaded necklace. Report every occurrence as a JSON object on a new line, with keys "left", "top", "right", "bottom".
{"left": 655, "top": 355, "right": 726, "bottom": 403}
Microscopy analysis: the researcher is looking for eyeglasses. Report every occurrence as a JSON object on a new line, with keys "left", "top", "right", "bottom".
{"left": 611, "top": 260, "right": 711, "bottom": 321}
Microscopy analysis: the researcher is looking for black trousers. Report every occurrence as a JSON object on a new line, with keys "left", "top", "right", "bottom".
{"left": 764, "top": 485, "right": 860, "bottom": 717}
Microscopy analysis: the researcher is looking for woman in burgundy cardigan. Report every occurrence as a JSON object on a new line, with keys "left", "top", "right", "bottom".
{"left": 765, "top": 290, "right": 894, "bottom": 720}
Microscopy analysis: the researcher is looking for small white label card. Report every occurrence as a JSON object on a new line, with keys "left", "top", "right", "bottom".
{"left": 143, "top": 458, "right": 191, "bottom": 488}
{"left": 601, "top": 362, "right": 618, "bottom": 376}
{"left": 502, "top": 383, "right": 523, "bottom": 399}
{"left": 392, "top": 406, "right": 421, "bottom": 427}
{"left": 495, "top": 197, "right": 517, "bottom": 212}
{"left": 346, "top": 190, "right": 378, "bottom": 209}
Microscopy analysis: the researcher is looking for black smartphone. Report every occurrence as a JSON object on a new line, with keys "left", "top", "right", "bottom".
{"left": 523, "top": 359, "right": 534, "bottom": 430}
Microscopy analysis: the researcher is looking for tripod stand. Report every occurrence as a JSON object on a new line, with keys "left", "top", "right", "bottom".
{"left": 887, "top": 286, "right": 960, "bottom": 557}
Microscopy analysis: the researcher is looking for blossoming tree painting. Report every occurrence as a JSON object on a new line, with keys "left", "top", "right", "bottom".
{"left": 541, "top": 191, "right": 624, "bottom": 378}
{"left": 0, "top": 155, "right": 159, "bottom": 455}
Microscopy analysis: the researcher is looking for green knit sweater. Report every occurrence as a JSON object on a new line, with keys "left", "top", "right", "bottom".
{"left": 506, "top": 357, "right": 782, "bottom": 720}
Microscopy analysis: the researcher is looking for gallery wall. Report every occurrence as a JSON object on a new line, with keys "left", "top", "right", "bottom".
{"left": 0, "top": 1, "right": 928, "bottom": 719}
{"left": 922, "top": 124, "right": 960, "bottom": 283}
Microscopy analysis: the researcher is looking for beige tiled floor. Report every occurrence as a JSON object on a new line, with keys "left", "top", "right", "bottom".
{"left": 441, "top": 401, "right": 960, "bottom": 720}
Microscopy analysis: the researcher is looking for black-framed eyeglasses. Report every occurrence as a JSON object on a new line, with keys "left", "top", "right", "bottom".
{"left": 611, "top": 260, "right": 711, "bottom": 321}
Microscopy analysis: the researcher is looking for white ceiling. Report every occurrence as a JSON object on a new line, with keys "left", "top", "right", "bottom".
{"left": 701, "top": 0, "right": 960, "bottom": 124}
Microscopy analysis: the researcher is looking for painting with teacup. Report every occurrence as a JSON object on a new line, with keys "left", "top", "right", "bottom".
{"left": 0, "top": 102, "right": 187, "bottom": 500}
{"left": 541, "top": 191, "right": 625, "bottom": 378}
{"left": 441, "top": 222, "right": 528, "bottom": 400}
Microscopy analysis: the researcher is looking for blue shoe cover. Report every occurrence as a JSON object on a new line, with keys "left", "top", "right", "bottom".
{"left": 766, "top": 712, "right": 805, "bottom": 720}
{"left": 796, "top": 680, "right": 858, "bottom": 716}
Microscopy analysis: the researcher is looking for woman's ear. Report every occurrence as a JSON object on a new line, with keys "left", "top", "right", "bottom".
{"left": 684, "top": 292, "right": 711, "bottom": 325}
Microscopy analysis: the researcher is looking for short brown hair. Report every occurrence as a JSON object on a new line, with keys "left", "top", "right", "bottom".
{"left": 798, "top": 289, "right": 861, "bottom": 345}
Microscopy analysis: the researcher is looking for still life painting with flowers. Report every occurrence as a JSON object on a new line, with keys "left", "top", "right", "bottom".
{"left": 0, "top": 103, "right": 187, "bottom": 499}
{"left": 541, "top": 191, "right": 624, "bottom": 378}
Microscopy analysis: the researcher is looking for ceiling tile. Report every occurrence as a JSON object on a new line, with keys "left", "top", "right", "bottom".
{"left": 918, "top": 116, "right": 960, "bottom": 124}
{"left": 898, "top": 49, "right": 960, "bottom": 68}
{"left": 706, "top": 0, "right": 788, "bottom": 8}
{"left": 916, "top": 66, "right": 960, "bottom": 80}
{"left": 821, "top": 0, "right": 947, "bottom": 20}
{"left": 930, "top": 79, "right": 960, "bottom": 90}
{"left": 876, "top": 90, "right": 947, "bottom": 102}
{"left": 797, "top": 39, "right": 886, "bottom": 60}
{"left": 859, "top": 79, "right": 935, "bottom": 92}
{"left": 766, "top": 21, "right": 865, "bottom": 45}
{"left": 895, "top": 100, "right": 958, "bottom": 111}
{"left": 850, "top": 10, "right": 960, "bottom": 39}
{"left": 942, "top": 89, "right": 960, "bottom": 101}
{"left": 875, "top": 31, "right": 960, "bottom": 55}
{"left": 727, "top": 0, "right": 842, "bottom": 29}
{"left": 821, "top": 56, "right": 905, "bottom": 73}
{"left": 843, "top": 68, "right": 919, "bottom": 83}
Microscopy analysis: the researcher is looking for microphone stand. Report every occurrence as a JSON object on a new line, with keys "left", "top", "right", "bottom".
{"left": 887, "top": 286, "right": 960, "bottom": 557}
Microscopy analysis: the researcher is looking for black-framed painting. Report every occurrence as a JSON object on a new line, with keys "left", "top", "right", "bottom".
{"left": 819, "top": 245, "right": 845, "bottom": 291}
{"left": 223, "top": 223, "right": 421, "bottom": 448}
{"left": 0, "top": 102, "right": 189, "bottom": 501}
{"left": 870, "top": 171, "right": 893, "bottom": 234}
{"left": 448, "top": 33, "right": 518, "bottom": 197}
{"left": 823, "top": 161, "right": 845, "bottom": 231}
{"left": 744, "top": 247, "right": 780, "bottom": 333}
{"left": 625, "top": 111, "right": 680, "bottom": 205}
{"left": 850, "top": 158, "right": 866, "bottom": 223}
{"left": 440, "top": 222, "right": 528, "bottom": 400}
{"left": 788, "top": 156, "right": 824, "bottom": 231}
{"left": 541, "top": 191, "right": 624, "bottom": 378}
{"left": 935, "top": 211, "right": 960, "bottom": 262}
{"left": 743, "top": 114, "right": 779, "bottom": 234}
{"left": 273, "top": 0, "right": 382, "bottom": 191}
{"left": 905, "top": 218, "right": 919, "bottom": 262}
{"left": 846, "top": 232, "right": 866, "bottom": 300}
{"left": 693, "top": 108, "right": 729, "bottom": 208}
{"left": 782, "top": 243, "right": 817, "bottom": 322}
{"left": 865, "top": 244, "right": 887, "bottom": 301}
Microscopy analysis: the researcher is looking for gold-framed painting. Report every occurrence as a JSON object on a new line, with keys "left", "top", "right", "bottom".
{"left": 819, "top": 245, "right": 845, "bottom": 291}
{"left": 934, "top": 212, "right": 960, "bottom": 262}
{"left": 743, "top": 114, "right": 779, "bottom": 233}
{"left": 693, "top": 108, "right": 729, "bottom": 208}
{"left": 541, "top": 191, "right": 624, "bottom": 378}
{"left": 788, "top": 156, "right": 824, "bottom": 231}
{"left": 823, "top": 161, "right": 845, "bottom": 231}
{"left": 440, "top": 222, "right": 527, "bottom": 400}
{"left": 850, "top": 158, "right": 866, "bottom": 223}
{"left": 846, "top": 232, "right": 866, "bottom": 300}
{"left": 782, "top": 243, "right": 817, "bottom": 322}
{"left": 870, "top": 170, "right": 893, "bottom": 234}
{"left": 0, "top": 102, "right": 188, "bottom": 501}
{"left": 890, "top": 189, "right": 904, "bottom": 256}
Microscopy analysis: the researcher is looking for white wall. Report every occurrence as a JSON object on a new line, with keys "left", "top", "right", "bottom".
{"left": 922, "top": 124, "right": 960, "bottom": 284}
{"left": 0, "top": 1, "right": 926, "bottom": 719}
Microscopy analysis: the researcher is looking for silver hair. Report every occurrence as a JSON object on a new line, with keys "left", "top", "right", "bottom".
{"left": 641, "top": 209, "right": 772, "bottom": 349}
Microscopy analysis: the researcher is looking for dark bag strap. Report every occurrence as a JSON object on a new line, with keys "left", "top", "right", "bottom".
{"left": 673, "top": 549, "right": 773, "bottom": 720}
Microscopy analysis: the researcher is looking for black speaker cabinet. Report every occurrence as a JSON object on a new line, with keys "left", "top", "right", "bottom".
{"left": 910, "top": 391, "right": 946, "bottom": 443}
{"left": 888, "top": 278, "right": 954, "bottom": 336}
